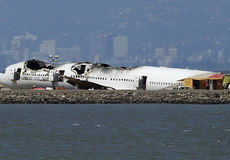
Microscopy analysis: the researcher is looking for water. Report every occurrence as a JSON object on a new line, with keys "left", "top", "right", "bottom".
{"left": 0, "top": 104, "right": 230, "bottom": 160}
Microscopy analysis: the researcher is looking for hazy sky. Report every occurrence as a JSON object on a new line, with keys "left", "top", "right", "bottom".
{"left": 1, "top": 0, "right": 230, "bottom": 70}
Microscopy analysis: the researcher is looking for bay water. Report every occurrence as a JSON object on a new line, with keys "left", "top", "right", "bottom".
{"left": 0, "top": 104, "right": 230, "bottom": 159}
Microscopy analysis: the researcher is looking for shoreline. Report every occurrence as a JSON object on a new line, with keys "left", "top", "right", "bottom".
{"left": 0, "top": 90, "right": 230, "bottom": 104}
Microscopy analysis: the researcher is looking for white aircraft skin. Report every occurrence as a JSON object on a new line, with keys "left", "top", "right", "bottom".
{"left": 0, "top": 60, "right": 215, "bottom": 90}
{"left": 0, "top": 61, "right": 74, "bottom": 89}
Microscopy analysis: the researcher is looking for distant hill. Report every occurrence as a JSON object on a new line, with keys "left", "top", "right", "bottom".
{"left": 1, "top": 0, "right": 230, "bottom": 70}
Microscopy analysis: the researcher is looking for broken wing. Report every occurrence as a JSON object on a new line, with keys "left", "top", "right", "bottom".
{"left": 64, "top": 76, "right": 114, "bottom": 90}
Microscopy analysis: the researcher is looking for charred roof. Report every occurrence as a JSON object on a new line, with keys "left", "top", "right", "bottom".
{"left": 25, "top": 59, "right": 54, "bottom": 70}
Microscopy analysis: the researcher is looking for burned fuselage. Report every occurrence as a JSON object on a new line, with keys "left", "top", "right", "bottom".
{"left": 1, "top": 60, "right": 74, "bottom": 89}
{"left": 56, "top": 62, "right": 141, "bottom": 90}
{"left": 1, "top": 59, "right": 215, "bottom": 90}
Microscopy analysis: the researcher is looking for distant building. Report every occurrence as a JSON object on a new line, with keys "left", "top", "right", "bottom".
{"left": 153, "top": 47, "right": 177, "bottom": 67}
{"left": 154, "top": 48, "right": 164, "bottom": 57}
{"left": 0, "top": 38, "right": 7, "bottom": 53}
{"left": 40, "top": 40, "right": 56, "bottom": 56}
{"left": 3, "top": 50, "right": 20, "bottom": 62}
{"left": 86, "top": 32, "right": 111, "bottom": 62}
{"left": 168, "top": 47, "right": 178, "bottom": 57}
{"left": 113, "top": 36, "right": 128, "bottom": 58}
{"left": 56, "top": 47, "right": 81, "bottom": 63}
{"left": 94, "top": 54, "right": 100, "bottom": 63}
{"left": 10, "top": 37, "right": 20, "bottom": 50}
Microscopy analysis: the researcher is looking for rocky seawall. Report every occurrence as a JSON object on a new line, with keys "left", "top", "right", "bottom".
{"left": 0, "top": 90, "right": 230, "bottom": 104}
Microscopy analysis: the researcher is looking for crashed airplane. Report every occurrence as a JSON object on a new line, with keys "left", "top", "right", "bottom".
{"left": 0, "top": 59, "right": 217, "bottom": 90}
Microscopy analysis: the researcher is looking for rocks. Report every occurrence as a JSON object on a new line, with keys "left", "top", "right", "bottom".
{"left": 0, "top": 90, "right": 230, "bottom": 104}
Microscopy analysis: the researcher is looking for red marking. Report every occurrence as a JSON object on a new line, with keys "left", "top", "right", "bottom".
{"left": 32, "top": 88, "right": 46, "bottom": 90}
{"left": 55, "top": 87, "right": 65, "bottom": 90}
{"left": 208, "top": 74, "right": 224, "bottom": 79}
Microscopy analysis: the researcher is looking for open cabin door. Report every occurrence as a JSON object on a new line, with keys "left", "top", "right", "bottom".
{"left": 137, "top": 76, "right": 147, "bottom": 90}
{"left": 49, "top": 70, "right": 63, "bottom": 82}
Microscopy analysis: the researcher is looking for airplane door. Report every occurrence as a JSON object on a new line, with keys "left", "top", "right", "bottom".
{"left": 49, "top": 70, "right": 55, "bottom": 81}
{"left": 15, "top": 68, "right": 21, "bottom": 80}
{"left": 49, "top": 70, "right": 59, "bottom": 82}
{"left": 58, "top": 70, "right": 65, "bottom": 82}
{"left": 8, "top": 68, "right": 21, "bottom": 81}
{"left": 138, "top": 76, "right": 147, "bottom": 90}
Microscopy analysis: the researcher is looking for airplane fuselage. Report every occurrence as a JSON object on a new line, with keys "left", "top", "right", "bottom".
{"left": 0, "top": 60, "right": 215, "bottom": 90}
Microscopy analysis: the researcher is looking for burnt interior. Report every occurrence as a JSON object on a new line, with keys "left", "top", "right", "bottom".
{"left": 25, "top": 60, "right": 54, "bottom": 70}
{"left": 73, "top": 65, "right": 86, "bottom": 75}
{"left": 99, "top": 63, "right": 111, "bottom": 67}
{"left": 58, "top": 70, "right": 65, "bottom": 81}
